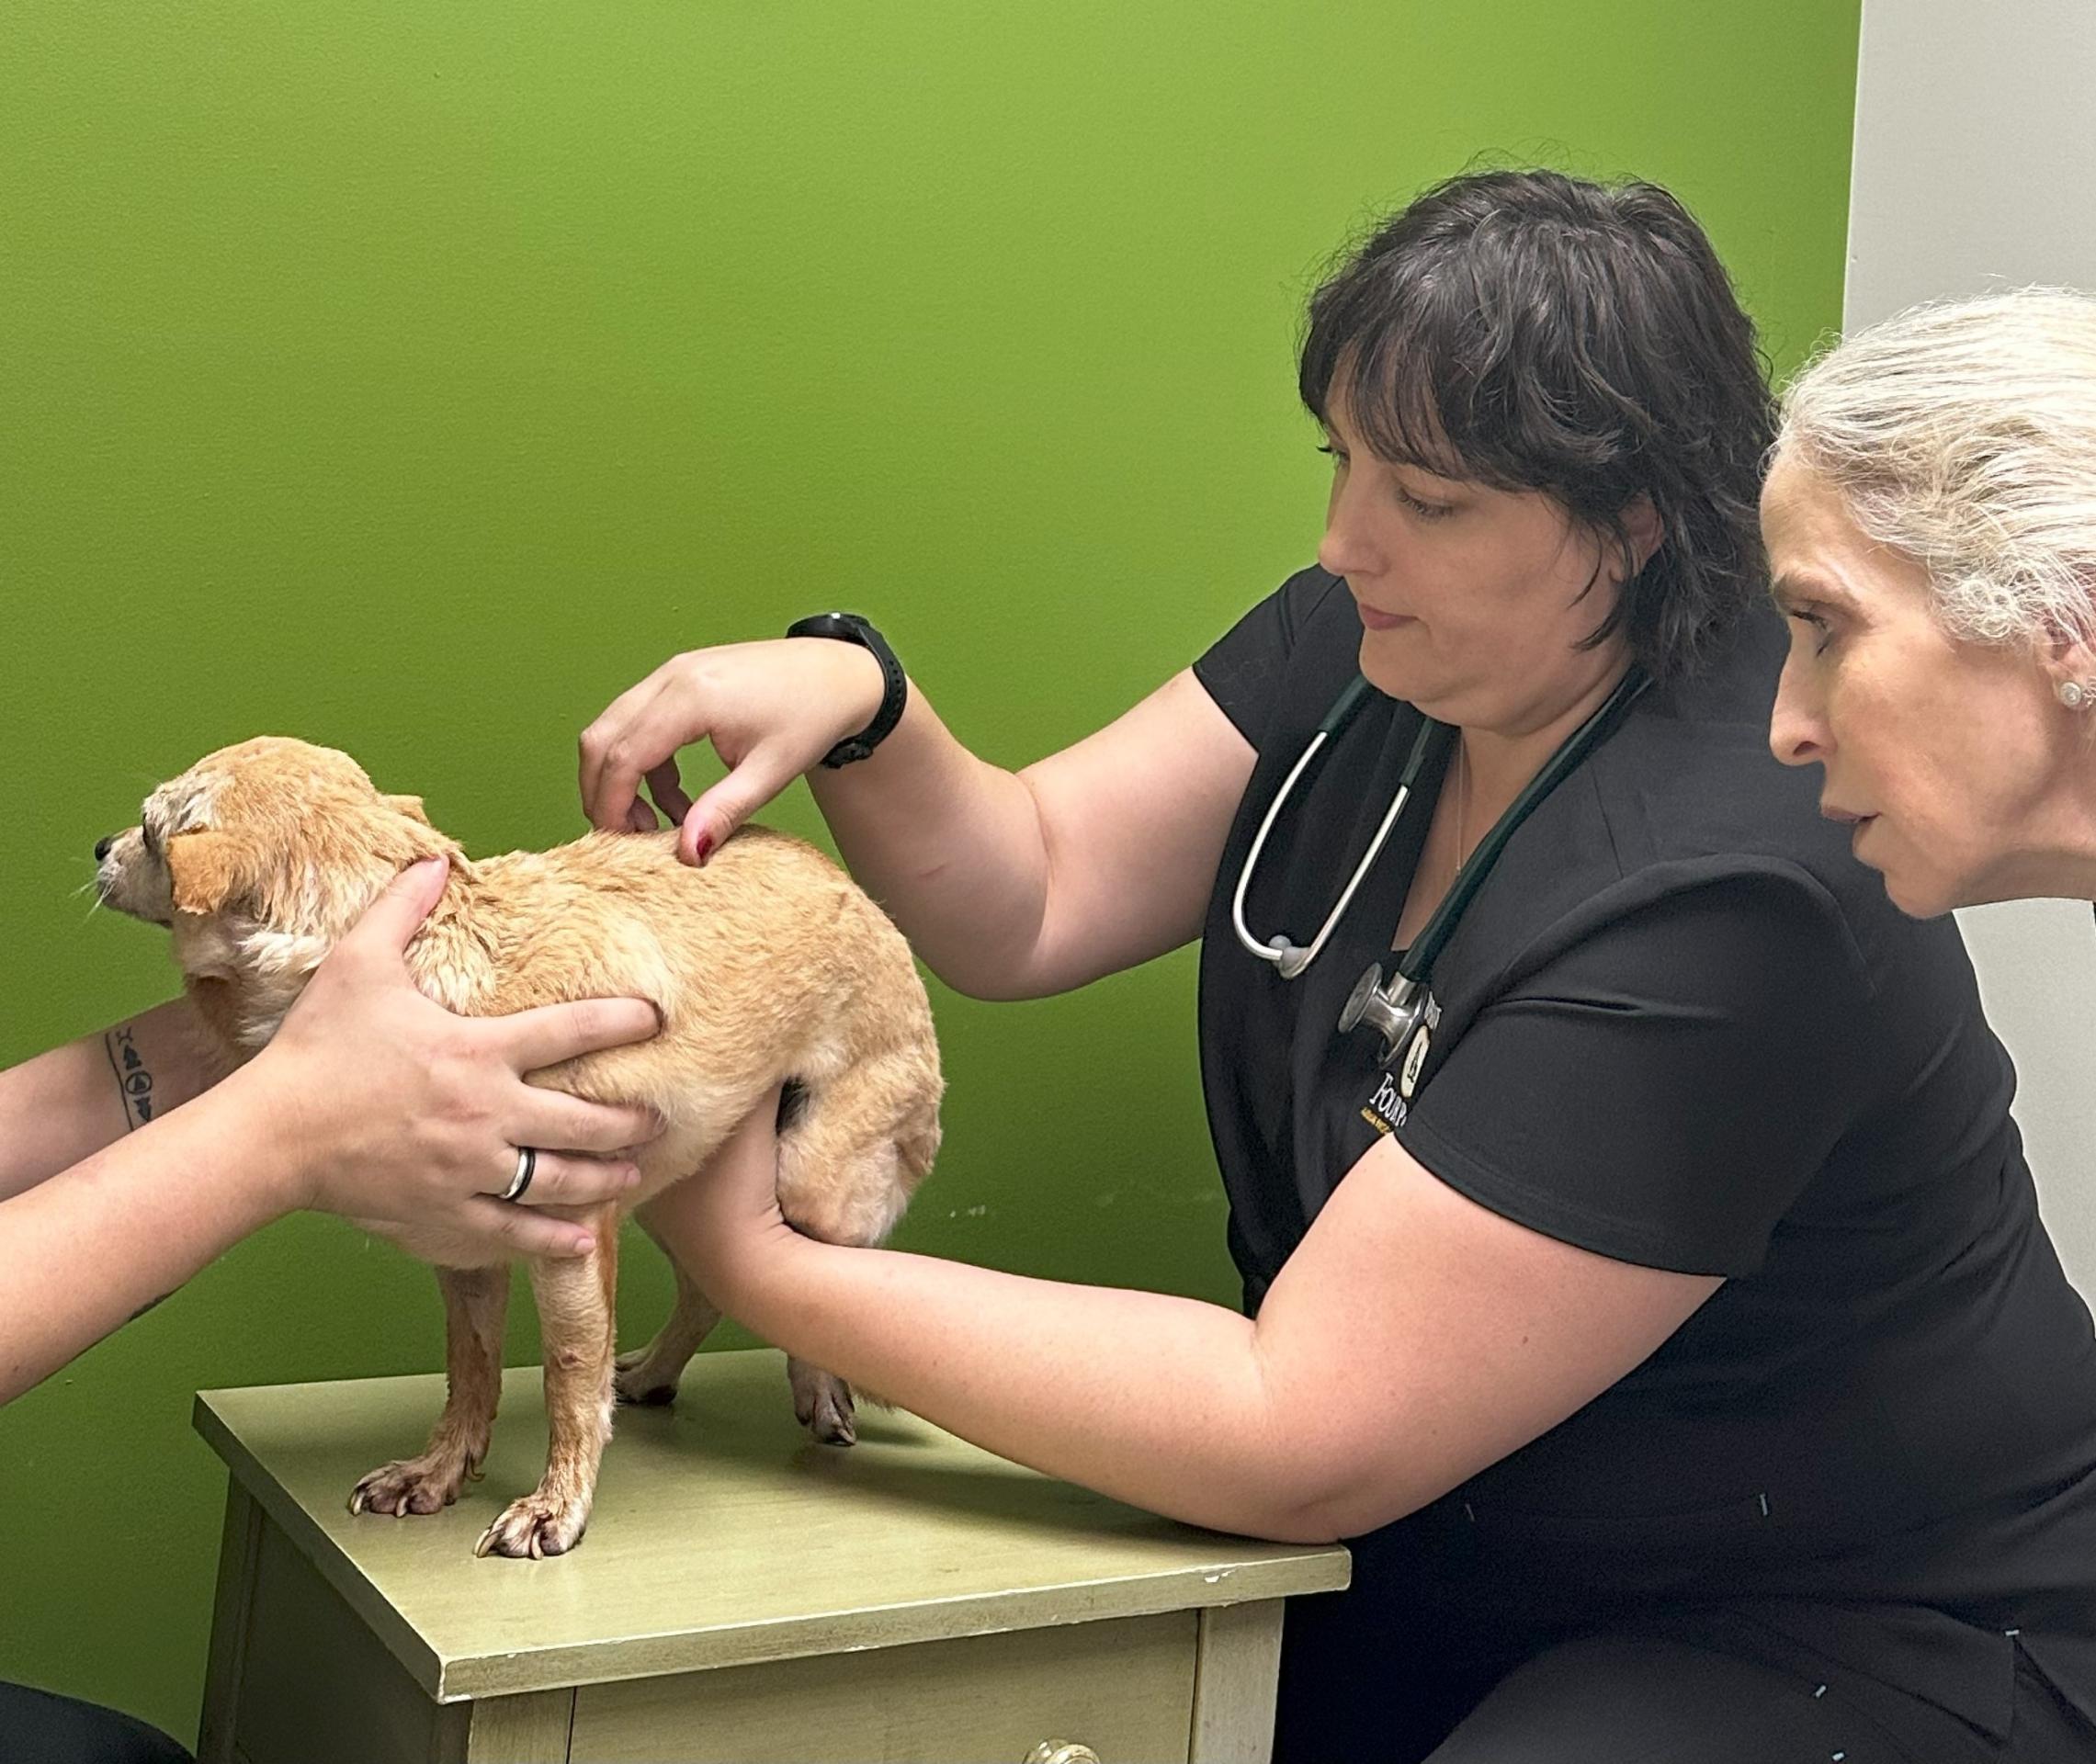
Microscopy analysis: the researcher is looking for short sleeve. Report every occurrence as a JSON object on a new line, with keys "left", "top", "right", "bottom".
{"left": 1394, "top": 872, "right": 1872, "bottom": 1277}
{"left": 1192, "top": 568, "right": 1345, "bottom": 752}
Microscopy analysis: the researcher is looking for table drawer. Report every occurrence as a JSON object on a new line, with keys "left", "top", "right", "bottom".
{"left": 569, "top": 1611, "right": 1198, "bottom": 1764}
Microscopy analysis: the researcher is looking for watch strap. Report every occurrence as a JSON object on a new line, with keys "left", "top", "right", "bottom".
{"left": 784, "top": 612, "right": 907, "bottom": 766}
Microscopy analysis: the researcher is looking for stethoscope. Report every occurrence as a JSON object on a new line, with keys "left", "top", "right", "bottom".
{"left": 1231, "top": 666, "right": 1652, "bottom": 1070}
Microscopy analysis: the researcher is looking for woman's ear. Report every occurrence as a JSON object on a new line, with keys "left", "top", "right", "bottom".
{"left": 1620, "top": 494, "right": 1664, "bottom": 579}
{"left": 2038, "top": 624, "right": 2096, "bottom": 709}
{"left": 166, "top": 830, "right": 254, "bottom": 916}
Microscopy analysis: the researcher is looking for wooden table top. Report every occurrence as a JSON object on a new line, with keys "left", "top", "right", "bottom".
{"left": 195, "top": 1348, "right": 1349, "bottom": 1702}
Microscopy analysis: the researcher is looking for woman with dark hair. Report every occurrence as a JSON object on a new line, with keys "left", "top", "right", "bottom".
{"left": 577, "top": 171, "right": 2096, "bottom": 1758}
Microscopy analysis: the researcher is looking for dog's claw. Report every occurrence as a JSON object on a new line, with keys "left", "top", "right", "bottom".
{"left": 475, "top": 1490, "right": 590, "bottom": 1560}
{"left": 613, "top": 1344, "right": 680, "bottom": 1408}
{"left": 789, "top": 1363, "right": 858, "bottom": 1446}
{"left": 350, "top": 1453, "right": 474, "bottom": 1520}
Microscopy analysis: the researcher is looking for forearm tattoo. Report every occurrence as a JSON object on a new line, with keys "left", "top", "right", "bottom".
{"left": 103, "top": 1024, "right": 157, "bottom": 1130}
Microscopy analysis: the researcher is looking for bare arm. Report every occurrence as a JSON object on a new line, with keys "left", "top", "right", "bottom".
{"left": 645, "top": 1094, "right": 1720, "bottom": 1543}
{"left": 0, "top": 998, "right": 217, "bottom": 1203}
{"left": 0, "top": 1063, "right": 305, "bottom": 1402}
{"left": 815, "top": 668, "right": 1253, "bottom": 998}
{"left": 581, "top": 643, "right": 1255, "bottom": 1001}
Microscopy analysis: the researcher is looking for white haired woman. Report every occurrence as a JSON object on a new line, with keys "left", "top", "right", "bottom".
{"left": 1764, "top": 287, "right": 2096, "bottom": 1744}
{"left": 1766, "top": 288, "right": 2096, "bottom": 915}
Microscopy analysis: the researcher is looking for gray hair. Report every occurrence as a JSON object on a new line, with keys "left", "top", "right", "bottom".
{"left": 1773, "top": 288, "right": 2096, "bottom": 648}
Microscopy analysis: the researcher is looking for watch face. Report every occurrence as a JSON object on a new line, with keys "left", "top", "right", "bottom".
{"left": 788, "top": 612, "right": 865, "bottom": 641}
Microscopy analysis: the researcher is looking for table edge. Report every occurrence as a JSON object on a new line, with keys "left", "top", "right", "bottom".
{"left": 192, "top": 1374, "right": 1352, "bottom": 1705}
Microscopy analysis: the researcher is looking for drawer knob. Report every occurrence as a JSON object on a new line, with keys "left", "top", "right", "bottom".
{"left": 1026, "top": 1746, "right": 1101, "bottom": 1764}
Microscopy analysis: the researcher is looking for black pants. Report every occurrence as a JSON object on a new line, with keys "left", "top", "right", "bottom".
{"left": 1419, "top": 1632, "right": 2090, "bottom": 1764}
{"left": 0, "top": 1680, "right": 190, "bottom": 1764}
{"left": 1275, "top": 1596, "right": 2096, "bottom": 1764}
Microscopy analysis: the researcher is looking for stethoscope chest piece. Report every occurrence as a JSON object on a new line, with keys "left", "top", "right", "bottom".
{"left": 1340, "top": 963, "right": 1435, "bottom": 1074}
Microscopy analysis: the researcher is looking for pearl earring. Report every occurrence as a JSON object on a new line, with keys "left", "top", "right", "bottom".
{"left": 2060, "top": 680, "right": 2093, "bottom": 709}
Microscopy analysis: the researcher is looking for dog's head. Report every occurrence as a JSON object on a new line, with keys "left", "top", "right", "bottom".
{"left": 96, "top": 737, "right": 457, "bottom": 1043}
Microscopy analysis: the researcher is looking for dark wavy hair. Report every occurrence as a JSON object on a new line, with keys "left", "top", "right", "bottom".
{"left": 1298, "top": 169, "right": 1774, "bottom": 682}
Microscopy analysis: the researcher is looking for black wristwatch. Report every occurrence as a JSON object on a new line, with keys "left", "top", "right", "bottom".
{"left": 784, "top": 612, "right": 908, "bottom": 767}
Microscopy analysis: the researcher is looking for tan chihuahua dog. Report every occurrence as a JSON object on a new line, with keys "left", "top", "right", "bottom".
{"left": 97, "top": 737, "right": 941, "bottom": 1558}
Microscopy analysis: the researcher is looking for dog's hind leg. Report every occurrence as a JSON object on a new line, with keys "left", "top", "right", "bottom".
{"left": 614, "top": 1224, "right": 721, "bottom": 1407}
{"left": 775, "top": 1052, "right": 941, "bottom": 1447}
{"left": 350, "top": 1263, "right": 510, "bottom": 1518}
{"left": 477, "top": 1208, "right": 619, "bottom": 1559}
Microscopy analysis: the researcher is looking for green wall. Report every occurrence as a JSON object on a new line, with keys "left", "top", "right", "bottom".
{"left": 0, "top": 0, "right": 1861, "bottom": 1740}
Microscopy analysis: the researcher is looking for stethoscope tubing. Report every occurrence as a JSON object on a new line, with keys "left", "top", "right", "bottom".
{"left": 1231, "top": 703, "right": 1441, "bottom": 979}
{"left": 1232, "top": 665, "right": 1651, "bottom": 993}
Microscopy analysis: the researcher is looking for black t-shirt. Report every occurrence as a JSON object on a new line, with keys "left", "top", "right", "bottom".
{"left": 1193, "top": 567, "right": 2096, "bottom": 1743}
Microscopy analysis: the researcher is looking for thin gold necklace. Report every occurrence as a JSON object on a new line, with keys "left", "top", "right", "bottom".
{"left": 1451, "top": 738, "right": 1467, "bottom": 891}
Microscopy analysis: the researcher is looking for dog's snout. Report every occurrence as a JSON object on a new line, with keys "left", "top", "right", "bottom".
{"left": 95, "top": 834, "right": 116, "bottom": 862}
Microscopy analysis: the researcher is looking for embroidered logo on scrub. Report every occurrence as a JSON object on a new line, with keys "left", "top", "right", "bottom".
{"left": 1362, "top": 1070, "right": 1407, "bottom": 1136}
{"left": 1359, "top": 996, "right": 1441, "bottom": 1136}
{"left": 1401, "top": 1023, "right": 1431, "bottom": 1097}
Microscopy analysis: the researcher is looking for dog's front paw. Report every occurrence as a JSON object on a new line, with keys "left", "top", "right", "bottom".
{"left": 474, "top": 1491, "right": 591, "bottom": 1560}
{"left": 349, "top": 1453, "right": 476, "bottom": 1519}
{"left": 612, "top": 1344, "right": 680, "bottom": 1408}
{"left": 788, "top": 1359, "right": 857, "bottom": 1446}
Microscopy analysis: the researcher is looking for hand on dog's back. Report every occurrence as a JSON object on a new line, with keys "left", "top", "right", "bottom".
{"left": 578, "top": 638, "right": 887, "bottom": 866}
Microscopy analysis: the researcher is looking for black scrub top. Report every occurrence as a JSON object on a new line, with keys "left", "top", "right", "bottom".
{"left": 1193, "top": 567, "right": 2096, "bottom": 1752}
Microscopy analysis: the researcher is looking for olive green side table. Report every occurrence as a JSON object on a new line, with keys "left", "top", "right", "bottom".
{"left": 192, "top": 1348, "right": 1349, "bottom": 1763}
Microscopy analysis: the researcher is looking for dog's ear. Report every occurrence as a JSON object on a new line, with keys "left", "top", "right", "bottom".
{"left": 166, "top": 830, "right": 254, "bottom": 916}
{"left": 382, "top": 794, "right": 431, "bottom": 826}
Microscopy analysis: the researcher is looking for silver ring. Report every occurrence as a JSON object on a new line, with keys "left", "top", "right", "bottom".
{"left": 499, "top": 1146, "right": 538, "bottom": 1204}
